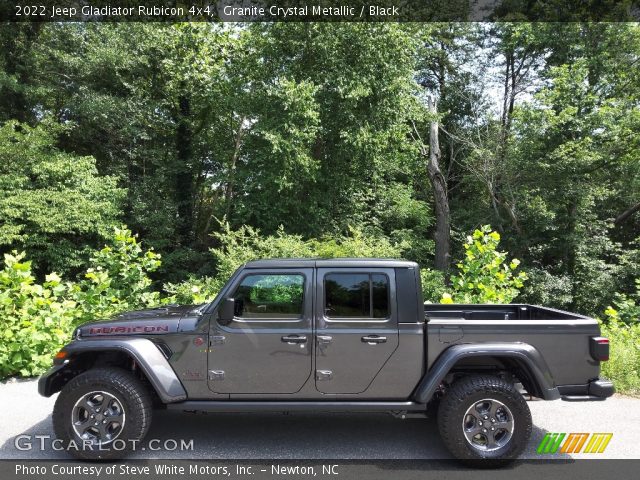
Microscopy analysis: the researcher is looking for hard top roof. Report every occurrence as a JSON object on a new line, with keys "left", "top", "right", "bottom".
{"left": 243, "top": 258, "right": 418, "bottom": 269}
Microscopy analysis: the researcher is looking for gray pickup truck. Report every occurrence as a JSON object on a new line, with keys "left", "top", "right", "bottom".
{"left": 39, "top": 259, "right": 613, "bottom": 462}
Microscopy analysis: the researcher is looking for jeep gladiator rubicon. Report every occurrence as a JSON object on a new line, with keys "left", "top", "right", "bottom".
{"left": 39, "top": 259, "right": 614, "bottom": 461}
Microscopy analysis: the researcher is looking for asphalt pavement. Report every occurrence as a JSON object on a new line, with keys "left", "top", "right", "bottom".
{"left": 1, "top": 378, "right": 638, "bottom": 460}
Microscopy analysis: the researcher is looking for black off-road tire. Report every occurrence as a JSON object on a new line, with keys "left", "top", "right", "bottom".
{"left": 437, "top": 375, "right": 532, "bottom": 465}
{"left": 53, "top": 367, "right": 153, "bottom": 460}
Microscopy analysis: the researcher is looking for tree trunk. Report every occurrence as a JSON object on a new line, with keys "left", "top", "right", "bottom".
{"left": 224, "top": 116, "right": 247, "bottom": 218}
{"left": 615, "top": 201, "right": 640, "bottom": 226}
{"left": 175, "top": 92, "right": 194, "bottom": 243}
{"left": 426, "top": 96, "right": 451, "bottom": 273}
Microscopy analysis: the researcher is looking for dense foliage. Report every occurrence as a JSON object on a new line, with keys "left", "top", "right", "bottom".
{"left": 0, "top": 227, "right": 160, "bottom": 377}
{"left": 1, "top": 23, "right": 637, "bottom": 316}
{"left": 0, "top": 252, "right": 76, "bottom": 377}
{"left": 0, "top": 23, "right": 638, "bottom": 389}
{"left": 0, "top": 121, "right": 124, "bottom": 273}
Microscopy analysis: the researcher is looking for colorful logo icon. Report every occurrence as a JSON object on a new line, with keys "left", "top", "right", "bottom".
{"left": 537, "top": 433, "right": 613, "bottom": 454}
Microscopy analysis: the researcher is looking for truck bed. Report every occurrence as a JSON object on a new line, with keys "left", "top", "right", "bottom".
{"left": 424, "top": 303, "right": 588, "bottom": 321}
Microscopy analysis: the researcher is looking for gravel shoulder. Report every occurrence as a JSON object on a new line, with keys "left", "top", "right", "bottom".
{"left": 1, "top": 378, "right": 638, "bottom": 460}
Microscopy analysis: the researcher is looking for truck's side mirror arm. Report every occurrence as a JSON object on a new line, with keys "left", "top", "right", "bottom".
{"left": 218, "top": 297, "right": 236, "bottom": 325}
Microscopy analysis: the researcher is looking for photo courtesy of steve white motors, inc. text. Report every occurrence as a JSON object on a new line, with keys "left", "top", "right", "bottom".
{"left": 14, "top": 463, "right": 340, "bottom": 477}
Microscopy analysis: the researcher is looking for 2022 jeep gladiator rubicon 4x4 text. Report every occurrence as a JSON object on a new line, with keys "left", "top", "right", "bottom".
{"left": 39, "top": 259, "right": 614, "bottom": 461}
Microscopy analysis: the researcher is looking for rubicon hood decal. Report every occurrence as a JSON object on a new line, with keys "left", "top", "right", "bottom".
{"left": 77, "top": 304, "right": 203, "bottom": 337}
{"left": 87, "top": 324, "right": 171, "bottom": 335}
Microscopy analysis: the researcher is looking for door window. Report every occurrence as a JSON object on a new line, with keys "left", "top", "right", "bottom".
{"left": 232, "top": 274, "right": 304, "bottom": 319}
{"left": 324, "top": 273, "right": 389, "bottom": 319}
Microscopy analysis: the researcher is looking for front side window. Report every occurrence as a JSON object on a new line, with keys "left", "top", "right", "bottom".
{"left": 324, "top": 273, "right": 389, "bottom": 319}
{"left": 232, "top": 274, "right": 304, "bottom": 319}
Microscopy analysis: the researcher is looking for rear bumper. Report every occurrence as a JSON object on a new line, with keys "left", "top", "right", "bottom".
{"left": 559, "top": 379, "right": 615, "bottom": 401}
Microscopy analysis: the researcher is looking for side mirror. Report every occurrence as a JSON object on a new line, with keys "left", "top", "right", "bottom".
{"left": 218, "top": 298, "right": 236, "bottom": 325}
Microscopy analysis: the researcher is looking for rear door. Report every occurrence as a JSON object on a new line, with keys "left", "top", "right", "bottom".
{"left": 314, "top": 267, "right": 399, "bottom": 394}
{"left": 208, "top": 268, "right": 313, "bottom": 394}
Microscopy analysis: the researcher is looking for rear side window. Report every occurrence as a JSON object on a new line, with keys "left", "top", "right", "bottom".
{"left": 324, "top": 273, "right": 389, "bottom": 319}
{"left": 232, "top": 274, "right": 304, "bottom": 319}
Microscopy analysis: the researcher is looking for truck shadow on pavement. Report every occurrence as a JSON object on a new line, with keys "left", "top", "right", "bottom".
{"left": 1, "top": 408, "right": 571, "bottom": 464}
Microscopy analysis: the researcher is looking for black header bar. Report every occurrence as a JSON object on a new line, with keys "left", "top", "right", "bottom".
{"left": 1, "top": 0, "right": 639, "bottom": 22}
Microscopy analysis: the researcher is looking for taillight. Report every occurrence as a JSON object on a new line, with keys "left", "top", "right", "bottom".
{"left": 590, "top": 337, "right": 609, "bottom": 361}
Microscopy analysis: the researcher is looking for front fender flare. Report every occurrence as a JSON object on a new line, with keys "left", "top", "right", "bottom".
{"left": 38, "top": 338, "right": 187, "bottom": 403}
{"left": 412, "top": 342, "right": 560, "bottom": 403}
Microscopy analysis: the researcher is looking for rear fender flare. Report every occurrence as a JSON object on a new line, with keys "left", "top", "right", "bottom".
{"left": 412, "top": 342, "right": 560, "bottom": 403}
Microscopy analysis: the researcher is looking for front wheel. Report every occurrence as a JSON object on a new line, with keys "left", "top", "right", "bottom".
{"left": 437, "top": 375, "right": 532, "bottom": 463}
{"left": 53, "top": 367, "right": 153, "bottom": 460}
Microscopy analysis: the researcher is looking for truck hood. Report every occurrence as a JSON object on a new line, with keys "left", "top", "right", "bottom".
{"left": 77, "top": 304, "right": 204, "bottom": 337}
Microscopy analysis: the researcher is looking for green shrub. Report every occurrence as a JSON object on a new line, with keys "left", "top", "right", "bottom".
{"left": 310, "top": 227, "right": 406, "bottom": 259}
{"left": 604, "top": 279, "right": 640, "bottom": 324}
{"left": 0, "top": 227, "right": 162, "bottom": 378}
{"left": 73, "top": 227, "right": 162, "bottom": 324}
{"left": 209, "top": 224, "right": 315, "bottom": 294}
{"left": 441, "top": 225, "right": 527, "bottom": 304}
{"left": 0, "top": 252, "right": 76, "bottom": 377}
{"left": 163, "top": 276, "right": 218, "bottom": 305}
{"left": 600, "top": 290, "right": 640, "bottom": 394}
{"left": 600, "top": 315, "right": 640, "bottom": 395}
{"left": 0, "top": 120, "right": 125, "bottom": 275}
{"left": 421, "top": 268, "right": 446, "bottom": 303}
{"left": 208, "top": 222, "right": 404, "bottom": 296}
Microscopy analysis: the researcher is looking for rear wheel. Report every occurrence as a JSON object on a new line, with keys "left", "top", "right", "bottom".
{"left": 53, "top": 367, "right": 152, "bottom": 460}
{"left": 437, "top": 375, "right": 531, "bottom": 463}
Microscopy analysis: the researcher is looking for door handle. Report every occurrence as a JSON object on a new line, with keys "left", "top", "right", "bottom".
{"left": 361, "top": 335, "right": 387, "bottom": 344}
{"left": 281, "top": 335, "right": 307, "bottom": 344}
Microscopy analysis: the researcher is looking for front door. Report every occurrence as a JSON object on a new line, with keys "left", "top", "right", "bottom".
{"left": 315, "top": 268, "right": 399, "bottom": 394}
{"left": 208, "top": 268, "right": 313, "bottom": 394}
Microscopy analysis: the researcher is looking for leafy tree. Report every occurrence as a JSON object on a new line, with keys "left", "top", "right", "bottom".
{"left": 441, "top": 226, "right": 527, "bottom": 304}
{"left": 0, "top": 120, "right": 124, "bottom": 275}
{"left": 230, "top": 24, "right": 427, "bottom": 242}
{"left": 22, "top": 23, "right": 239, "bottom": 280}
{"left": 506, "top": 24, "right": 640, "bottom": 314}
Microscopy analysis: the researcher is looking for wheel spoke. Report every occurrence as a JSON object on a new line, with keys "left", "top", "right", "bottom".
{"left": 495, "top": 417, "right": 513, "bottom": 430}
{"left": 71, "top": 390, "right": 125, "bottom": 446}
{"left": 82, "top": 397, "right": 96, "bottom": 413}
{"left": 485, "top": 431, "right": 499, "bottom": 450}
{"left": 106, "top": 412, "right": 124, "bottom": 424}
{"left": 489, "top": 400, "right": 500, "bottom": 418}
{"left": 95, "top": 422, "right": 111, "bottom": 441}
{"left": 75, "top": 414, "right": 92, "bottom": 426}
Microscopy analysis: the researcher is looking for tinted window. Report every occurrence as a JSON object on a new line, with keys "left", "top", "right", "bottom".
{"left": 233, "top": 274, "right": 304, "bottom": 319}
{"left": 372, "top": 274, "right": 389, "bottom": 318}
{"left": 324, "top": 273, "right": 389, "bottom": 319}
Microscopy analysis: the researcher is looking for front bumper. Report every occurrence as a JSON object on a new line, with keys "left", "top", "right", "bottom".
{"left": 38, "top": 364, "right": 67, "bottom": 397}
{"left": 558, "top": 378, "right": 615, "bottom": 401}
